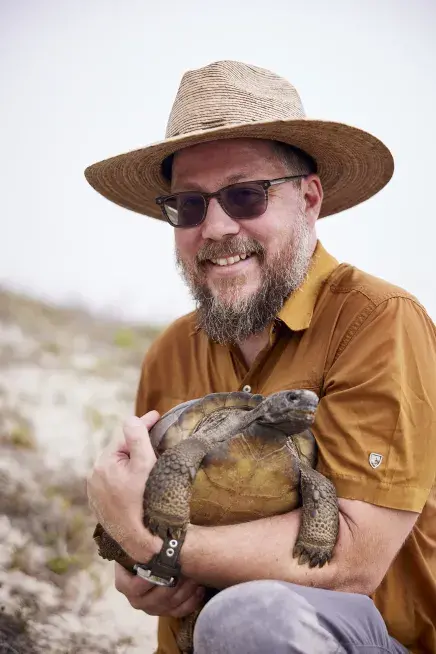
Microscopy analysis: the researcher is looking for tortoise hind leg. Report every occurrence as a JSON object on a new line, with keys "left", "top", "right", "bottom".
{"left": 177, "top": 612, "right": 199, "bottom": 654}
{"left": 293, "top": 465, "right": 339, "bottom": 568}
{"left": 176, "top": 589, "right": 220, "bottom": 654}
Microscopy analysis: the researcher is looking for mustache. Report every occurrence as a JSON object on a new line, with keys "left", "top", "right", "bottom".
{"left": 196, "top": 237, "right": 264, "bottom": 263}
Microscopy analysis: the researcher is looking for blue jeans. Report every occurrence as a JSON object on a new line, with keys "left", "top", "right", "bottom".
{"left": 193, "top": 581, "right": 408, "bottom": 653}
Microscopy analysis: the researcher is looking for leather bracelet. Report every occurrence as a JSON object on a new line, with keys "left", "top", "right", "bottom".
{"left": 133, "top": 529, "right": 187, "bottom": 587}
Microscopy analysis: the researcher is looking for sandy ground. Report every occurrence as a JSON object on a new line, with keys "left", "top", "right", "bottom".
{"left": 0, "top": 289, "right": 164, "bottom": 653}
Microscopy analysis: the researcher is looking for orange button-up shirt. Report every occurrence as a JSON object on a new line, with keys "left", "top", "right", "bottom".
{"left": 135, "top": 241, "right": 436, "bottom": 654}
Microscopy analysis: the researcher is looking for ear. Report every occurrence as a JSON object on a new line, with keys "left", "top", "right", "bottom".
{"left": 302, "top": 175, "right": 323, "bottom": 227}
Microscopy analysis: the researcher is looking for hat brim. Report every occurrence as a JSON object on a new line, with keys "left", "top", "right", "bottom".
{"left": 84, "top": 118, "right": 394, "bottom": 220}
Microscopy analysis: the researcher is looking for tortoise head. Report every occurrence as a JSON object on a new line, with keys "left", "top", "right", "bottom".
{"left": 250, "top": 389, "right": 319, "bottom": 433}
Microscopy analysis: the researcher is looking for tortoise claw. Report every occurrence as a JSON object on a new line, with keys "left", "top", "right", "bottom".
{"left": 299, "top": 552, "right": 310, "bottom": 565}
{"left": 292, "top": 542, "right": 304, "bottom": 559}
{"left": 145, "top": 513, "right": 188, "bottom": 542}
{"left": 147, "top": 516, "right": 160, "bottom": 536}
{"left": 293, "top": 542, "right": 333, "bottom": 569}
{"left": 308, "top": 551, "right": 329, "bottom": 568}
{"left": 165, "top": 524, "right": 184, "bottom": 541}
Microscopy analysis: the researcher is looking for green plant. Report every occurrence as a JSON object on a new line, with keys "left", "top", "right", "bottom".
{"left": 10, "top": 425, "right": 37, "bottom": 449}
{"left": 113, "top": 327, "right": 136, "bottom": 348}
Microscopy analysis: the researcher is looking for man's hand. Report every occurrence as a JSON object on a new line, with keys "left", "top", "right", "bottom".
{"left": 114, "top": 563, "right": 206, "bottom": 618}
{"left": 87, "top": 411, "right": 161, "bottom": 559}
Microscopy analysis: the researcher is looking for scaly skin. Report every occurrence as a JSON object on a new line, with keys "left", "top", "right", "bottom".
{"left": 284, "top": 435, "right": 340, "bottom": 568}
{"left": 293, "top": 464, "right": 339, "bottom": 567}
{"left": 93, "top": 390, "right": 340, "bottom": 654}
{"left": 143, "top": 390, "right": 320, "bottom": 539}
{"left": 144, "top": 438, "right": 207, "bottom": 541}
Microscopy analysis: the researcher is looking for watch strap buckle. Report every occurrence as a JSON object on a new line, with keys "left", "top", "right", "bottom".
{"left": 132, "top": 530, "right": 186, "bottom": 587}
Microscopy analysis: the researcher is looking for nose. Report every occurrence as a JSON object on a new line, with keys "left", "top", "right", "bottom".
{"left": 286, "top": 389, "right": 318, "bottom": 404}
{"left": 200, "top": 198, "right": 240, "bottom": 241}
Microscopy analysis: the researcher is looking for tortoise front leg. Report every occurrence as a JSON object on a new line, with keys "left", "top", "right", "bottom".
{"left": 144, "top": 438, "right": 206, "bottom": 540}
{"left": 144, "top": 409, "right": 250, "bottom": 540}
{"left": 293, "top": 465, "right": 339, "bottom": 568}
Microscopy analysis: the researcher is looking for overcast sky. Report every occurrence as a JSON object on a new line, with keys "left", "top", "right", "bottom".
{"left": 1, "top": 0, "right": 435, "bottom": 325}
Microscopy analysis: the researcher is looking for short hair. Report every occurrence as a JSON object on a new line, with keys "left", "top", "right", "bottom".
{"left": 161, "top": 140, "right": 317, "bottom": 182}
{"left": 269, "top": 141, "right": 317, "bottom": 176}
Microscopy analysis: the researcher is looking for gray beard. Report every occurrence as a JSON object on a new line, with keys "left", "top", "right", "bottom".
{"left": 175, "top": 213, "right": 313, "bottom": 346}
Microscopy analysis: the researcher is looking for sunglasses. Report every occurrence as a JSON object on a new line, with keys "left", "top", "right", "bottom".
{"left": 155, "top": 175, "right": 306, "bottom": 228}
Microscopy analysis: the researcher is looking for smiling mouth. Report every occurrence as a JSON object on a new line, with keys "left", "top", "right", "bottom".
{"left": 207, "top": 252, "right": 255, "bottom": 267}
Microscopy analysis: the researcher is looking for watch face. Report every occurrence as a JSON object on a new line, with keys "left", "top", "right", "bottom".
{"left": 133, "top": 564, "right": 177, "bottom": 587}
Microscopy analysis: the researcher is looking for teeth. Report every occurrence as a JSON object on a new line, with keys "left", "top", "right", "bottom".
{"left": 210, "top": 253, "right": 250, "bottom": 266}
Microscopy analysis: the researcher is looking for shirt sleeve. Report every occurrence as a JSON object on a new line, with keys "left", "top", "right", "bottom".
{"left": 315, "top": 296, "right": 436, "bottom": 513}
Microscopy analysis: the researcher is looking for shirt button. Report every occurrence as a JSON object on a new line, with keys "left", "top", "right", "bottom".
{"left": 242, "top": 385, "right": 251, "bottom": 393}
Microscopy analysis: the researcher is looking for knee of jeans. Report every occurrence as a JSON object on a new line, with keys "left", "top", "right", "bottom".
{"left": 193, "top": 580, "right": 296, "bottom": 638}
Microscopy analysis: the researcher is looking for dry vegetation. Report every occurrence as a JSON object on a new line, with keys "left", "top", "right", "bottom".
{"left": 0, "top": 287, "right": 164, "bottom": 653}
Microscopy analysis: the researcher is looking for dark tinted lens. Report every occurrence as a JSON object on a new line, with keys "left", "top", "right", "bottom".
{"left": 164, "top": 193, "right": 206, "bottom": 226}
{"left": 222, "top": 183, "right": 266, "bottom": 218}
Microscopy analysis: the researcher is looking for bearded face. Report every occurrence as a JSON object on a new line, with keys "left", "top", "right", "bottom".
{"left": 176, "top": 203, "right": 313, "bottom": 345}
{"left": 171, "top": 139, "right": 318, "bottom": 345}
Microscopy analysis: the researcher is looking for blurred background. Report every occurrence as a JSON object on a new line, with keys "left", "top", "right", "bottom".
{"left": 2, "top": 0, "right": 436, "bottom": 322}
{"left": 1, "top": 1, "right": 435, "bottom": 652}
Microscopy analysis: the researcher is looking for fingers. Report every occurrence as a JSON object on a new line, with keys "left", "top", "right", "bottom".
{"left": 139, "top": 410, "right": 160, "bottom": 431}
{"left": 123, "top": 415, "right": 158, "bottom": 474}
{"left": 114, "top": 562, "right": 156, "bottom": 596}
{"left": 114, "top": 563, "right": 205, "bottom": 618}
{"left": 156, "top": 584, "right": 205, "bottom": 619}
{"left": 134, "top": 578, "right": 205, "bottom": 618}
{"left": 96, "top": 410, "right": 160, "bottom": 466}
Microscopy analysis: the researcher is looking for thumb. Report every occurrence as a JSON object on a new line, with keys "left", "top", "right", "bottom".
{"left": 123, "top": 412, "right": 159, "bottom": 472}
{"left": 138, "top": 410, "right": 160, "bottom": 432}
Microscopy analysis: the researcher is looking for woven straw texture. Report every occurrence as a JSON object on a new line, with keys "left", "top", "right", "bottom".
{"left": 84, "top": 60, "right": 394, "bottom": 221}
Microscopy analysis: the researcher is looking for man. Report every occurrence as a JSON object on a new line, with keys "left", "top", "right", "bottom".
{"left": 85, "top": 61, "right": 436, "bottom": 653}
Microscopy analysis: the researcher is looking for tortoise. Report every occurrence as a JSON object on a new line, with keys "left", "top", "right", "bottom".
{"left": 93, "top": 389, "right": 339, "bottom": 653}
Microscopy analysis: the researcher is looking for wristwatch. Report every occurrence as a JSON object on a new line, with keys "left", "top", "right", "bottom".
{"left": 133, "top": 531, "right": 187, "bottom": 587}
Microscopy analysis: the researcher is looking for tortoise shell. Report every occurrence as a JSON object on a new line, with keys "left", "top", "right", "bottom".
{"left": 149, "top": 391, "right": 317, "bottom": 527}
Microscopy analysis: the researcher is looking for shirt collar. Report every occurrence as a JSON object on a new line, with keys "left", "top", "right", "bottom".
{"left": 277, "top": 240, "right": 339, "bottom": 332}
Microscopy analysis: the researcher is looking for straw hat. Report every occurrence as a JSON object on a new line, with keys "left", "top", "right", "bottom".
{"left": 84, "top": 60, "right": 394, "bottom": 220}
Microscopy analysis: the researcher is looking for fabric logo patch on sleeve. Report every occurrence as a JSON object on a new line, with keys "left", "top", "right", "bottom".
{"left": 369, "top": 452, "right": 383, "bottom": 469}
